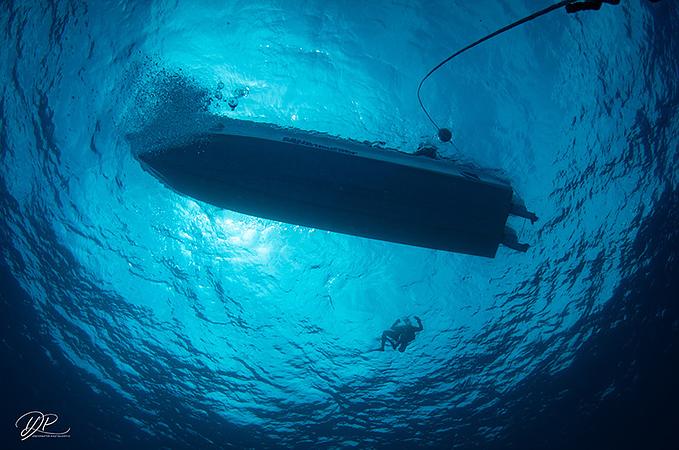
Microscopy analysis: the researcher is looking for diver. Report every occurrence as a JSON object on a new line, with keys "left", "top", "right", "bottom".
{"left": 502, "top": 226, "right": 529, "bottom": 252}
{"left": 377, "top": 316, "right": 424, "bottom": 352}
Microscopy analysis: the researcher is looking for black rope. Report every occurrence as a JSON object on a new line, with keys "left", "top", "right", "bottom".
{"left": 417, "top": 0, "right": 579, "bottom": 136}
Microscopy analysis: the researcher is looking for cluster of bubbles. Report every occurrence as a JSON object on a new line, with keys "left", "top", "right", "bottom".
{"left": 214, "top": 81, "right": 249, "bottom": 110}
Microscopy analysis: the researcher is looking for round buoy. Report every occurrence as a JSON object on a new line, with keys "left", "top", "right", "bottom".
{"left": 438, "top": 128, "right": 452, "bottom": 143}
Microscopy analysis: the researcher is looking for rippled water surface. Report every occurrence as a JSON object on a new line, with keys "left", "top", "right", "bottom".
{"left": 1, "top": 1, "right": 678, "bottom": 449}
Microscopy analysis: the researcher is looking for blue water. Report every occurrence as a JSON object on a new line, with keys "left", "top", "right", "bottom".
{"left": 1, "top": 1, "right": 678, "bottom": 449}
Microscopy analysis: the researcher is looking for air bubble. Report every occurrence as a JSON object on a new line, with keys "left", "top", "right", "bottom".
{"left": 233, "top": 87, "right": 249, "bottom": 98}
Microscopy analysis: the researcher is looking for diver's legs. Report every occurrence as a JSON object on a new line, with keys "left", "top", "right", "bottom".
{"left": 502, "top": 226, "right": 529, "bottom": 253}
{"left": 380, "top": 330, "right": 398, "bottom": 351}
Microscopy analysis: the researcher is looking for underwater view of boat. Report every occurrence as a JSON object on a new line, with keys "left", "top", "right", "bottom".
{"left": 135, "top": 118, "right": 535, "bottom": 257}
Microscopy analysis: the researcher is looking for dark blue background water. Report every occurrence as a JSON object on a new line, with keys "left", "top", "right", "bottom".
{"left": 1, "top": 1, "right": 678, "bottom": 449}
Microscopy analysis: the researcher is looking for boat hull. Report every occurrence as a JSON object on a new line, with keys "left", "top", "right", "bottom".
{"left": 137, "top": 127, "right": 513, "bottom": 257}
